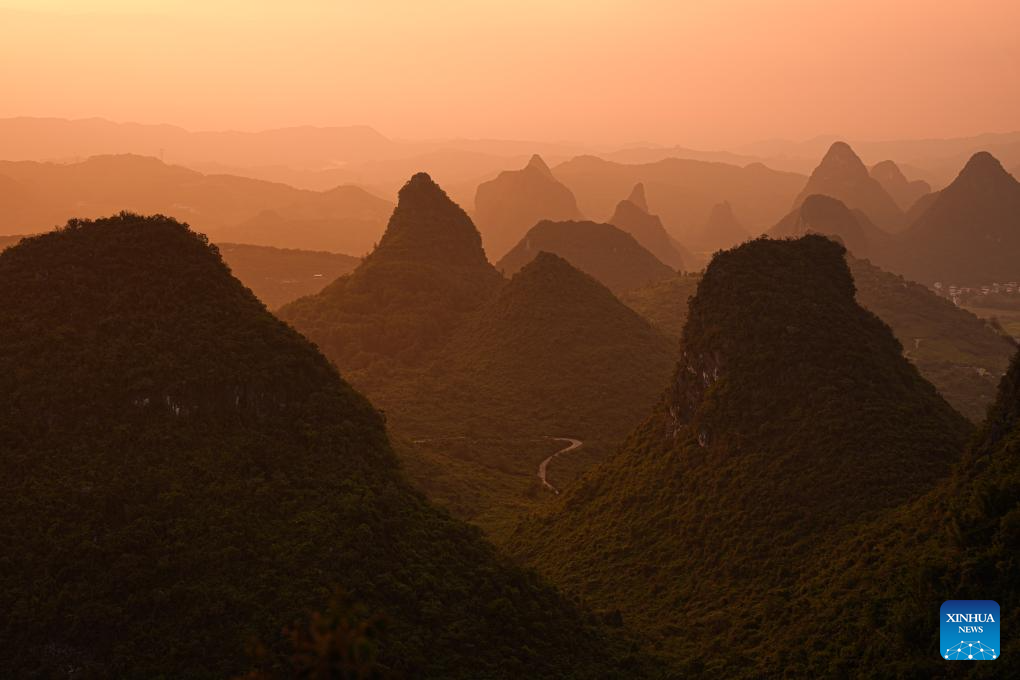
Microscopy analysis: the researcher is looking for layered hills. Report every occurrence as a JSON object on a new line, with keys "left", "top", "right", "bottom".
{"left": 496, "top": 220, "right": 676, "bottom": 295}
{"left": 393, "top": 251, "right": 677, "bottom": 441}
{"left": 473, "top": 155, "right": 583, "bottom": 260}
{"left": 279, "top": 173, "right": 504, "bottom": 391}
{"left": 896, "top": 151, "right": 1020, "bottom": 285}
{"left": 511, "top": 236, "right": 971, "bottom": 672}
{"left": 553, "top": 154, "right": 805, "bottom": 240}
{"left": 0, "top": 154, "right": 391, "bottom": 253}
{"left": 869, "top": 159, "right": 931, "bottom": 211}
{"left": 0, "top": 213, "right": 638, "bottom": 678}
{"left": 769, "top": 193, "right": 891, "bottom": 261}
{"left": 607, "top": 183, "right": 688, "bottom": 270}
{"left": 793, "top": 141, "right": 904, "bottom": 230}
{"left": 694, "top": 200, "right": 751, "bottom": 252}
{"left": 623, "top": 247, "right": 1014, "bottom": 420}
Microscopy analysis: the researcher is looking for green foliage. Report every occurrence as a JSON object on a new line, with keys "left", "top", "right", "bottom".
{"left": 0, "top": 212, "right": 646, "bottom": 678}
{"left": 509, "top": 235, "right": 971, "bottom": 674}
{"left": 850, "top": 256, "right": 1015, "bottom": 421}
{"left": 383, "top": 252, "right": 677, "bottom": 442}
{"left": 622, "top": 253, "right": 1014, "bottom": 421}
{"left": 240, "top": 589, "right": 392, "bottom": 680}
{"left": 279, "top": 174, "right": 503, "bottom": 395}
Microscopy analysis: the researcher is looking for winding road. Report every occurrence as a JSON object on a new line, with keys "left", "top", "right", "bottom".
{"left": 537, "top": 437, "right": 583, "bottom": 494}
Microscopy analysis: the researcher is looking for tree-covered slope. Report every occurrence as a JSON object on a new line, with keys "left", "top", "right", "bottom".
{"left": 769, "top": 193, "right": 893, "bottom": 262}
{"left": 279, "top": 173, "right": 503, "bottom": 393}
{"left": 0, "top": 213, "right": 640, "bottom": 679}
{"left": 495, "top": 220, "right": 676, "bottom": 295}
{"left": 897, "top": 151, "right": 1020, "bottom": 286}
{"left": 771, "top": 345, "right": 1020, "bottom": 677}
{"left": 849, "top": 256, "right": 1015, "bottom": 421}
{"left": 388, "top": 251, "right": 677, "bottom": 441}
{"left": 622, "top": 253, "right": 1014, "bottom": 421}
{"left": 793, "top": 141, "right": 904, "bottom": 230}
{"left": 607, "top": 183, "right": 687, "bottom": 270}
{"left": 510, "top": 235, "right": 970, "bottom": 673}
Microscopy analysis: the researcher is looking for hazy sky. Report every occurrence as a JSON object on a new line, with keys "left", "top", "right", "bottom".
{"left": 2, "top": 0, "right": 1018, "bottom": 147}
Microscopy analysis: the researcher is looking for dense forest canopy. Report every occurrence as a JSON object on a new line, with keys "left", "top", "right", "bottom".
{"left": 0, "top": 212, "right": 642, "bottom": 678}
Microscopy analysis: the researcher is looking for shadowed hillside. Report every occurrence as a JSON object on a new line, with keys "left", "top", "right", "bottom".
{"left": 793, "top": 142, "right": 904, "bottom": 231}
{"left": 496, "top": 220, "right": 675, "bottom": 295}
{"left": 279, "top": 173, "right": 503, "bottom": 393}
{"left": 473, "top": 155, "right": 583, "bottom": 260}
{"left": 0, "top": 213, "right": 641, "bottom": 678}
{"left": 607, "top": 183, "right": 688, "bottom": 270}
{"left": 390, "top": 251, "right": 677, "bottom": 441}
{"left": 511, "top": 236, "right": 970, "bottom": 673}
{"left": 897, "top": 151, "right": 1020, "bottom": 285}
{"left": 770, "top": 193, "right": 892, "bottom": 261}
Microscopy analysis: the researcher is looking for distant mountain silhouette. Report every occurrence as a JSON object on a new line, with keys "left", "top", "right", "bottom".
{"left": 552, "top": 155, "right": 806, "bottom": 242}
{"left": 0, "top": 213, "right": 629, "bottom": 677}
{"left": 395, "top": 251, "right": 676, "bottom": 440}
{"left": 0, "top": 154, "right": 391, "bottom": 253}
{"left": 280, "top": 173, "right": 503, "bottom": 392}
{"left": 770, "top": 194, "right": 891, "bottom": 260}
{"left": 869, "top": 160, "right": 931, "bottom": 211}
{"left": 496, "top": 220, "right": 675, "bottom": 294}
{"left": 473, "top": 154, "right": 583, "bottom": 259}
{"left": 896, "top": 152, "right": 1020, "bottom": 285}
{"left": 694, "top": 200, "right": 752, "bottom": 251}
{"left": 216, "top": 184, "right": 393, "bottom": 254}
{"left": 794, "top": 142, "right": 904, "bottom": 230}
{"left": 511, "top": 235, "right": 969, "bottom": 671}
{"left": 607, "top": 183, "right": 688, "bottom": 269}
{"left": 218, "top": 243, "right": 359, "bottom": 309}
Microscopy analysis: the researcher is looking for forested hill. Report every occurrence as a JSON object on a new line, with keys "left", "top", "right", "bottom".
{"left": 0, "top": 213, "right": 642, "bottom": 678}
{"left": 279, "top": 173, "right": 504, "bottom": 392}
{"left": 622, "top": 254, "right": 1014, "bottom": 421}
{"left": 770, "top": 344, "right": 1020, "bottom": 676}
{"left": 386, "top": 251, "right": 677, "bottom": 440}
{"left": 510, "top": 235, "right": 971, "bottom": 674}
{"left": 496, "top": 219, "right": 676, "bottom": 295}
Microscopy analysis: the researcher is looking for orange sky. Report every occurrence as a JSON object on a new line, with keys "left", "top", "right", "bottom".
{"left": 2, "top": 0, "right": 1018, "bottom": 147}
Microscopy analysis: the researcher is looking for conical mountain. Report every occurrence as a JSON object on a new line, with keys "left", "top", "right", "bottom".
{"left": 626, "top": 182, "right": 648, "bottom": 211}
{"left": 0, "top": 214, "right": 631, "bottom": 678}
{"left": 869, "top": 159, "right": 931, "bottom": 211}
{"left": 794, "top": 141, "right": 904, "bottom": 230}
{"left": 399, "top": 251, "right": 676, "bottom": 440}
{"left": 280, "top": 173, "right": 503, "bottom": 390}
{"left": 694, "top": 200, "right": 751, "bottom": 251}
{"left": 769, "top": 193, "right": 892, "bottom": 260}
{"left": 897, "top": 151, "right": 1020, "bottom": 284}
{"left": 510, "top": 235, "right": 970, "bottom": 672}
{"left": 496, "top": 220, "right": 676, "bottom": 294}
{"left": 474, "top": 154, "right": 583, "bottom": 260}
{"left": 608, "top": 183, "right": 687, "bottom": 270}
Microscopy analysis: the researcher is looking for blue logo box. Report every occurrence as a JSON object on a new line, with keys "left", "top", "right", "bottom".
{"left": 941, "top": 600, "right": 999, "bottom": 660}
